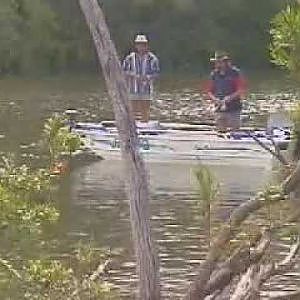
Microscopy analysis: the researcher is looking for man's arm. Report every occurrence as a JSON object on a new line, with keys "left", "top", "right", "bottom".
{"left": 122, "top": 54, "right": 136, "bottom": 78}
{"left": 208, "top": 92, "right": 219, "bottom": 103}
{"left": 145, "top": 54, "right": 160, "bottom": 81}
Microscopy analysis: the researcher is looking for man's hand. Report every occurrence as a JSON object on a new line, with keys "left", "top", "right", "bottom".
{"left": 208, "top": 93, "right": 219, "bottom": 104}
{"left": 223, "top": 95, "right": 231, "bottom": 104}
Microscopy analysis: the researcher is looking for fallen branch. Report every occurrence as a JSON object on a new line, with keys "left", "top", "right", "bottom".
{"left": 184, "top": 162, "right": 300, "bottom": 300}
{"left": 183, "top": 194, "right": 268, "bottom": 299}
{"left": 72, "top": 259, "right": 112, "bottom": 297}
{"left": 261, "top": 238, "right": 300, "bottom": 280}
{"left": 203, "top": 232, "right": 271, "bottom": 296}
{"left": 231, "top": 264, "right": 261, "bottom": 300}
{"left": 231, "top": 239, "right": 300, "bottom": 300}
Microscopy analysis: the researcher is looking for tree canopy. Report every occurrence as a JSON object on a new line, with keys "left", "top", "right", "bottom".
{"left": 0, "top": 0, "right": 296, "bottom": 76}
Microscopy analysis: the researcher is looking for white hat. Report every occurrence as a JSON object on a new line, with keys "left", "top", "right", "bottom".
{"left": 134, "top": 34, "right": 148, "bottom": 43}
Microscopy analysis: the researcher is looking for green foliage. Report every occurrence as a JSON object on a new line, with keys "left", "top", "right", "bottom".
{"left": 73, "top": 242, "right": 109, "bottom": 274}
{"left": 194, "top": 165, "right": 221, "bottom": 247}
{"left": 26, "top": 260, "right": 73, "bottom": 287}
{"left": 0, "top": 0, "right": 62, "bottom": 75}
{"left": 194, "top": 165, "right": 219, "bottom": 216}
{"left": 270, "top": 4, "right": 300, "bottom": 78}
{"left": 24, "top": 255, "right": 116, "bottom": 300}
{"left": 104, "top": 0, "right": 285, "bottom": 72}
{"left": 0, "top": 155, "right": 51, "bottom": 197}
{"left": 0, "top": 0, "right": 288, "bottom": 75}
{"left": 0, "top": 155, "right": 59, "bottom": 233}
{"left": 43, "top": 114, "right": 81, "bottom": 164}
{"left": 0, "top": 118, "right": 116, "bottom": 299}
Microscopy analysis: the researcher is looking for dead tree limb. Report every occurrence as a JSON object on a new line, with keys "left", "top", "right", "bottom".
{"left": 78, "top": 1, "right": 160, "bottom": 299}
{"left": 184, "top": 163, "right": 300, "bottom": 300}
{"left": 72, "top": 258, "right": 112, "bottom": 297}
{"left": 231, "top": 239, "right": 300, "bottom": 300}
{"left": 183, "top": 194, "right": 268, "bottom": 300}
{"left": 203, "top": 231, "right": 271, "bottom": 297}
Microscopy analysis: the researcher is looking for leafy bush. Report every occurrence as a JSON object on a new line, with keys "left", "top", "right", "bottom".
{"left": 43, "top": 114, "right": 82, "bottom": 165}
{"left": 0, "top": 155, "right": 51, "bottom": 197}
{"left": 270, "top": 4, "right": 300, "bottom": 78}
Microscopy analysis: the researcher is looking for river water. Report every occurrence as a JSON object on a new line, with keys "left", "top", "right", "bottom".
{"left": 0, "top": 77, "right": 298, "bottom": 298}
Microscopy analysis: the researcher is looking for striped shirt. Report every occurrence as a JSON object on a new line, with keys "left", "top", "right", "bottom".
{"left": 122, "top": 51, "right": 160, "bottom": 96}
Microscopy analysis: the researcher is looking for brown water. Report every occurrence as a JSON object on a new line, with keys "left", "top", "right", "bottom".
{"left": 62, "top": 160, "right": 271, "bottom": 299}
{"left": 0, "top": 77, "right": 298, "bottom": 299}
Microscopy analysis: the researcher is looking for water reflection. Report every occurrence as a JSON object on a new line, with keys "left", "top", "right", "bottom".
{"left": 65, "top": 160, "right": 270, "bottom": 298}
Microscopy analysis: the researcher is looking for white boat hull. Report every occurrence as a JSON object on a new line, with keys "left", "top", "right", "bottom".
{"left": 74, "top": 121, "right": 289, "bottom": 165}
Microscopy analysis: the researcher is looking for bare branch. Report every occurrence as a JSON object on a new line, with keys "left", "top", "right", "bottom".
{"left": 231, "top": 239, "right": 300, "bottom": 300}
{"left": 184, "top": 162, "right": 300, "bottom": 300}
{"left": 72, "top": 259, "right": 112, "bottom": 297}
{"left": 267, "top": 238, "right": 300, "bottom": 277}
{"left": 183, "top": 195, "right": 266, "bottom": 299}
{"left": 246, "top": 131, "right": 289, "bottom": 166}
{"left": 231, "top": 264, "right": 261, "bottom": 300}
{"left": 203, "top": 232, "right": 270, "bottom": 296}
{"left": 89, "top": 258, "right": 112, "bottom": 282}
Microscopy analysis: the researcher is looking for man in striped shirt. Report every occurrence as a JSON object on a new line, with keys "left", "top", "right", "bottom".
{"left": 122, "top": 34, "right": 160, "bottom": 123}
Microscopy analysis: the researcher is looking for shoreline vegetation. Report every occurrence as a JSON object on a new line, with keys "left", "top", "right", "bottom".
{"left": 0, "top": 0, "right": 291, "bottom": 76}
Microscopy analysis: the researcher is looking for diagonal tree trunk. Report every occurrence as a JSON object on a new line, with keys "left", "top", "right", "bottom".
{"left": 78, "top": 1, "right": 160, "bottom": 299}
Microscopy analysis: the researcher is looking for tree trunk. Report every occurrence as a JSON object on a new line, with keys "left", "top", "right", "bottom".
{"left": 78, "top": 1, "right": 160, "bottom": 299}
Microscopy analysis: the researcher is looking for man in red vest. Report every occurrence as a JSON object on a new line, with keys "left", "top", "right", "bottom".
{"left": 206, "top": 52, "right": 246, "bottom": 131}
